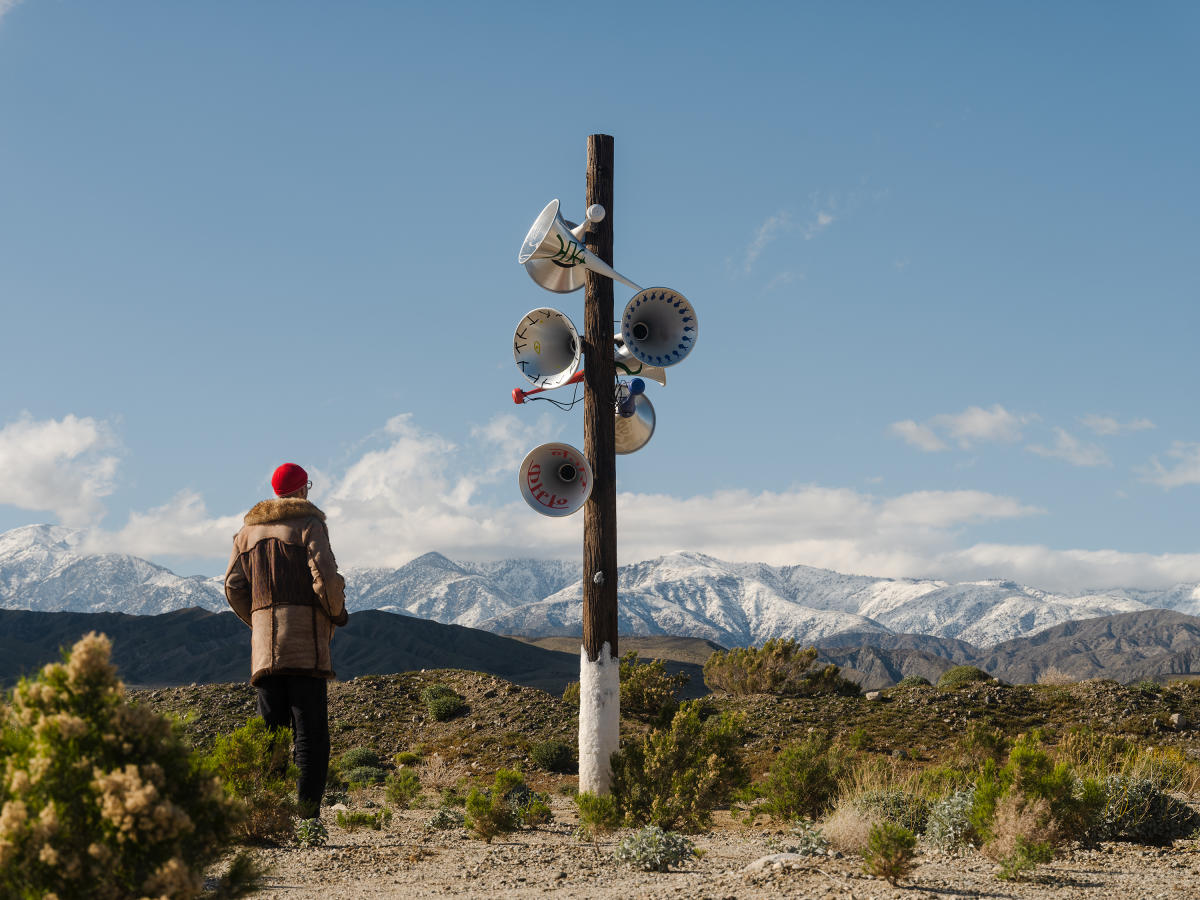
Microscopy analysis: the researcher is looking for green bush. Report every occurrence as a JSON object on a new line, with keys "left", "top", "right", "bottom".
{"left": 385, "top": 766, "right": 423, "bottom": 809}
{"left": 342, "top": 765, "right": 388, "bottom": 787}
{"left": 424, "top": 806, "right": 465, "bottom": 832}
{"left": 464, "top": 769, "right": 550, "bottom": 842}
{"left": 574, "top": 790, "right": 622, "bottom": 842}
{"left": 924, "top": 790, "right": 977, "bottom": 855}
{"left": 337, "top": 747, "right": 382, "bottom": 771}
{"left": 0, "top": 632, "right": 240, "bottom": 900}
{"left": 207, "top": 717, "right": 299, "bottom": 843}
{"left": 294, "top": 816, "right": 329, "bottom": 848}
{"left": 421, "top": 684, "right": 466, "bottom": 721}
{"left": 620, "top": 651, "right": 690, "bottom": 723}
{"left": 896, "top": 675, "right": 931, "bottom": 688}
{"left": 754, "top": 734, "right": 842, "bottom": 821}
{"left": 393, "top": 751, "right": 422, "bottom": 767}
{"left": 862, "top": 822, "right": 917, "bottom": 885}
{"left": 958, "top": 722, "right": 1010, "bottom": 765}
{"left": 703, "top": 639, "right": 860, "bottom": 696}
{"left": 937, "top": 666, "right": 993, "bottom": 690}
{"left": 531, "top": 739, "right": 576, "bottom": 773}
{"left": 335, "top": 808, "right": 392, "bottom": 832}
{"left": 614, "top": 825, "right": 696, "bottom": 872}
{"left": 562, "top": 681, "right": 580, "bottom": 706}
{"left": 1095, "top": 775, "right": 1200, "bottom": 845}
{"left": 766, "top": 820, "right": 830, "bottom": 856}
{"left": 611, "top": 700, "right": 748, "bottom": 833}
{"left": 855, "top": 788, "right": 930, "bottom": 834}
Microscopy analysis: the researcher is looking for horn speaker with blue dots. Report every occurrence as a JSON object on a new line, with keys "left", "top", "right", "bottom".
{"left": 619, "top": 288, "right": 698, "bottom": 368}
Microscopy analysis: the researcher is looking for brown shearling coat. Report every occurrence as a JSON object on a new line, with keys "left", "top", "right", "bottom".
{"left": 224, "top": 498, "right": 348, "bottom": 684}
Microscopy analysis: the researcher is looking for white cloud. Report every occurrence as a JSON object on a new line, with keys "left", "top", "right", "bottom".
{"left": 1080, "top": 414, "right": 1155, "bottom": 436}
{"left": 0, "top": 414, "right": 120, "bottom": 527}
{"left": 889, "top": 420, "right": 947, "bottom": 452}
{"left": 27, "top": 412, "right": 1200, "bottom": 593}
{"left": 1141, "top": 442, "right": 1200, "bottom": 489}
{"left": 1027, "top": 427, "right": 1110, "bottom": 467}
{"left": 0, "top": 1, "right": 24, "bottom": 23}
{"left": 742, "top": 211, "right": 791, "bottom": 273}
{"left": 83, "top": 491, "right": 244, "bottom": 559}
{"left": 803, "top": 210, "right": 835, "bottom": 240}
{"left": 890, "top": 404, "right": 1031, "bottom": 451}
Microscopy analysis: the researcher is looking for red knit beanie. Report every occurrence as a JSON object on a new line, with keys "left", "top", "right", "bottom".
{"left": 271, "top": 463, "right": 308, "bottom": 497}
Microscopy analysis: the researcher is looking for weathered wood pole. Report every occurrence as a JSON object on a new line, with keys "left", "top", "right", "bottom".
{"left": 578, "top": 133, "right": 620, "bottom": 794}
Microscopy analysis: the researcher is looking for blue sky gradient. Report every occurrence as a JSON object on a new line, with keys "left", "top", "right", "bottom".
{"left": 1, "top": 1, "right": 1197, "bottom": 590}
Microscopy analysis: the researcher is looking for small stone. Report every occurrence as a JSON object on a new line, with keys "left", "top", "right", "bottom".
{"left": 1170, "top": 712, "right": 1189, "bottom": 730}
{"left": 865, "top": 691, "right": 882, "bottom": 701}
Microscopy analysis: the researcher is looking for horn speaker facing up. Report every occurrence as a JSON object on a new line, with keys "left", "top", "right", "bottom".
{"left": 620, "top": 288, "right": 698, "bottom": 368}
{"left": 513, "top": 308, "right": 580, "bottom": 388}
{"left": 519, "top": 199, "right": 641, "bottom": 294}
{"left": 519, "top": 443, "right": 593, "bottom": 516}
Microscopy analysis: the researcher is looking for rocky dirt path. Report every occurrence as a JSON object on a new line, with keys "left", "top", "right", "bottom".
{"left": 236, "top": 796, "right": 1200, "bottom": 899}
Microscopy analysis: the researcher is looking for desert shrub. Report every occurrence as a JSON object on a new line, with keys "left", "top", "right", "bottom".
{"left": 385, "top": 766, "right": 423, "bottom": 809}
{"left": 1095, "top": 775, "right": 1200, "bottom": 845}
{"left": 424, "top": 806, "right": 465, "bottom": 831}
{"left": 464, "top": 769, "right": 550, "bottom": 842}
{"left": 821, "top": 801, "right": 875, "bottom": 853}
{"left": 983, "top": 794, "right": 1056, "bottom": 881}
{"left": 393, "top": 751, "right": 422, "bottom": 767}
{"left": 343, "top": 765, "right": 388, "bottom": 787}
{"left": 766, "top": 819, "right": 830, "bottom": 856}
{"left": 1036, "top": 666, "right": 1074, "bottom": 686}
{"left": 1133, "top": 680, "right": 1162, "bottom": 694}
{"left": 611, "top": 700, "right": 748, "bottom": 832}
{"left": 294, "top": 816, "right": 328, "bottom": 848}
{"left": 896, "top": 675, "right": 931, "bottom": 688}
{"left": 531, "top": 739, "right": 575, "bottom": 773}
{"left": 862, "top": 821, "right": 917, "bottom": 885}
{"left": 207, "top": 717, "right": 299, "bottom": 842}
{"left": 845, "top": 727, "right": 871, "bottom": 751}
{"left": 421, "top": 684, "right": 466, "bottom": 721}
{"left": 958, "top": 722, "right": 1010, "bottom": 766}
{"left": 1005, "top": 734, "right": 1103, "bottom": 842}
{"left": 562, "top": 680, "right": 580, "bottom": 705}
{"left": 854, "top": 788, "right": 929, "bottom": 834}
{"left": 703, "top": 639, "right": 859, "bottom": 696}
{"left": 924, "top": 789, "right": 977, "bottom": 855}
{"left": 574, "top": 791, "right": 622, "bottom": 843}
{"left": 937, "top": 666, "right": 992, "bottom": 690}
{"left": 335, "top": 808, "right": 392, "bottom": 832}
{"left": 0, "top": 632, "right": 241, "bottom": 900}
{"left": 337, "top": 747, "right": 382, "bottom": 771}
{"left": 620, "top": 651, "right": 690, "bottom": 723}
{"left": 614, "top": 825, "right": 696, "bottom": 872}
{"left": 754, "top": 733, "right": 841, "bottom": 821}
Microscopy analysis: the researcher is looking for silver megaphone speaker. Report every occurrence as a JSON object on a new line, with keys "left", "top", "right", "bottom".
{"left": 519, "top": 199, "right": 641, "bottom": 294}
{"left": 620, "top": 287, "right": 698, "bottom": 368}
{"left": 513, "top": 308, "right": 580, "bottom": 388}
{"left": 614, "top": 385, "right": 656, "bottom": 454}
{"left": 519, "top": 443, "right": 593, "bottom": 516}
{"left": 615, "top": 336, "right": 667, "bottom": 386}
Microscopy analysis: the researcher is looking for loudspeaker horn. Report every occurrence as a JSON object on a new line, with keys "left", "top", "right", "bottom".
{"left": 519, "top": 199, "right": 642, "bottom": 294}
{"left": 614, "top": 388, "right": 656, "bottom": 454}
{"left": 620, "top": 287, "right": 698, "bottom": 368}
{"left": 519, "top": 443, "right": 593, "bottom": 516}
{"left": 513, "top": 308, "right": 580, "bottom": 388}
{"left": 614, "top": 337, "right": 667, "bottom": 386}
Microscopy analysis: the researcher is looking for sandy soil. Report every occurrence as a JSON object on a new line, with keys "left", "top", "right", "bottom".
{"left": 234, "top": 795, "right": 1200, "bottom": 900}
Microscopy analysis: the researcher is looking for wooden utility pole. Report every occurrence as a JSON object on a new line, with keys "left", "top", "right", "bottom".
{"left": 583, "top": 134, "right": 618, "bottom": 662}
{"left": 579, "top": 133, "right": 620, "bottom": 794}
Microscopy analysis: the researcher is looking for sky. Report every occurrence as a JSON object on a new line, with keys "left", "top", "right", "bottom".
{"left": 1, "top": 1, "right": 1198, "bottom": 592}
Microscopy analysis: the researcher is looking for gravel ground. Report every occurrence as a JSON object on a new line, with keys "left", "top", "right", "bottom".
{"left": 232, "top": 795, "right": 1200, "bottom": 899}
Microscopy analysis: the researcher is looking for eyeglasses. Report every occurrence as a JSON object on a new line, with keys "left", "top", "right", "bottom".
{"left": 305, "top": 480, "right": 313, "bottom": 491}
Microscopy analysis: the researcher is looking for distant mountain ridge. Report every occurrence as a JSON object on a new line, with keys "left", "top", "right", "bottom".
{"left": 2, "top": 524, "right": 1199, "bottom": 649}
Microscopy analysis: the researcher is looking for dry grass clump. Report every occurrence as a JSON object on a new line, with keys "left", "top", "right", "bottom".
{"left": 1036, "top": 666, "right": 1075, "bottom": 686}
{"left": 821, "top": 801, "right": 875, "bottom": 853}
{"left": 981, "top": 795, "right": 1057, "bottom": 880}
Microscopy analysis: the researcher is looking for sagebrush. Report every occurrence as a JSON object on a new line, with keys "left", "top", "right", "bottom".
{"left": 703, "top": 639, "right": 859, "bottom": 696}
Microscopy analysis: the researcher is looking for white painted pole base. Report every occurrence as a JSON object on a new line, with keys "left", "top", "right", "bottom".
{"left": 578, "top": 642, "right": 620, "bottom": 795}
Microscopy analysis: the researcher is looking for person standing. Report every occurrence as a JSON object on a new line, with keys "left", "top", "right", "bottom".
{"left": 224, "top": 462, "right": 348, "bottom": 819}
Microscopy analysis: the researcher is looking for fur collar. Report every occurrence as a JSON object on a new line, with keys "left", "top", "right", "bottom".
{"left": 244, "top": 498, "right": 326, "bottom": 526}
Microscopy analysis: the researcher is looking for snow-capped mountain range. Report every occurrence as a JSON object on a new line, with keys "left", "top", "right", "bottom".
{"left": 3, "top": 524, "right": 1199, "bottom": 648}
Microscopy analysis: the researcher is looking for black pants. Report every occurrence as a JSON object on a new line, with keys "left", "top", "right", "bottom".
{"left": 255, "top": 674, "right": 330, "bottom": 817}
